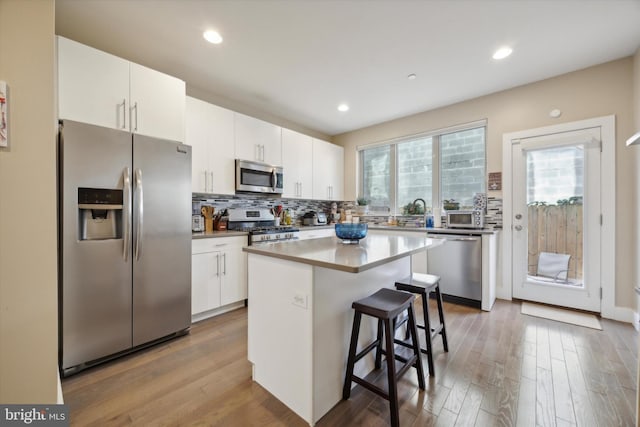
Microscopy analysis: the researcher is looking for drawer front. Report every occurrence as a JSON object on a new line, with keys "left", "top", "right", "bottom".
{"left": 192, "top": 236, "right": 247, "bottom": 254}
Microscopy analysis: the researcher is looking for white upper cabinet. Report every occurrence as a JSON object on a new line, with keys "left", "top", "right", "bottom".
{"left": 129, "top": 63, "right": 185, "bottom": 142}
{"left": 58, "top": 36, "right": 130, "bottom": 130}
{"left": 234, "top": 113, "right": 282, "bottom": 166}
{"left": 281, "top": 128, "right": 313, "bottom": 199}
{"left": 186, "top": 96, "right": 235, "bottom": 194}
{"left": 57, "top": 36, "right": 185, "bottom": 141}
{"left": 312, "top": 139, "right": 344, "bottom": 201}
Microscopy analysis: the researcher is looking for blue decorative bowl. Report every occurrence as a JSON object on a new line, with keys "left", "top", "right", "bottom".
{"left": 335, "top": 223, "right": 368, "bottom": 243}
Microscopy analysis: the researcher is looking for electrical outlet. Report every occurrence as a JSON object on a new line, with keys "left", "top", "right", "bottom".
{"left": 292, "top": 293, "right": 308, "bottom": 309}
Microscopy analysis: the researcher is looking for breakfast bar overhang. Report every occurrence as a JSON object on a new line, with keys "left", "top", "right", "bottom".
{"left": 244, "top": 234, "right": 444, "bottom": 425}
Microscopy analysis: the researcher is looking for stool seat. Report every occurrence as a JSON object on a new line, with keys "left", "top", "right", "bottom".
{"left": 343, "top": 287, "right": 425, "bottom": 427}
{"left": 395, "top": 273, "right": 448, "bottom": 377}
{"left": 352, "top": 288, "right": 414, "bottom": 319}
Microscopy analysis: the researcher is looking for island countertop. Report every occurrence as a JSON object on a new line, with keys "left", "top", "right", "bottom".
{"left": 243, "top": 234, "right": 444, "bottom": 273}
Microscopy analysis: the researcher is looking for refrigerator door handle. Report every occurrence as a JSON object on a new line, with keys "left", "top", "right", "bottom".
{"left": 134, "top": 168, "right": 143, "bottom": 260}
{"left": 123, "top": 167, "right": 132, "bottom": 261}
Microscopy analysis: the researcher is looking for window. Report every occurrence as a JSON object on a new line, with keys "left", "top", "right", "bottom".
{"left": 359, "top": 122, "right": 485, "bottom": 214}
{"left": 362, "top": 145, "right": 391, "bottom": 207}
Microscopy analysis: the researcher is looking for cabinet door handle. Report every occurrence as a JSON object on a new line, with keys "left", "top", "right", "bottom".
{"left": 131, "top": 102, "right": 138, "bottom": 132}
{"left": 202, "top": 170, "right": 208, "bottom": 193}
{"left": 222, "top": 253, "right": 227, "bottom": 275}
{"left": 119, "top": 99, "right": 127, "bottom": 129}
{"left": 209, "top": 171, "right": 214, "bottom": 193}
{"left": 255, "top": 144, "right": 260, "bottom": 161}
{"left": 216, "top": 253, "right": 220, "bottom": 277}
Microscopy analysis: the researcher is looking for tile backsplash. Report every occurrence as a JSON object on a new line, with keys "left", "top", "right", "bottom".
{"left": 192, "top": 193, "right": 335, "bottom": 224}
{"left": 193, "top": 194, "right": 503, "bottom": 229}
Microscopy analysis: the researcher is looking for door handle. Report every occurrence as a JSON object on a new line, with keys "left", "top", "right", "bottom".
{"left": 514, "top": 225, "right": 523, "bottom": 231}
{"left": 222, "top": 253, "right": 226, "bottom": 275}
{"left": 134, "top": 168, "right": 143, "bottom": 260}
{"left": 130, "top": 102, "right": 138, "bottom": 132}
{"left": 209, "top": 171, "right": 214, "bottom": 193}
{"left": 122, "top": 167, "right": 131, "bottom": 261}
{"left": 119, "top": 99, "right": 127, "bottom": 129}
{"left": 216, "top": 253, "right": 220, "bottom": 277}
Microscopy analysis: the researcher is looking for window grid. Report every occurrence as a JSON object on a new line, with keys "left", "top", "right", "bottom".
{"left": 359, "top": 125, "right": 485, "bottom": 216}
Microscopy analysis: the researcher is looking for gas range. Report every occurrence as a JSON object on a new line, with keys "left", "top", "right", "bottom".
{"left": 226, "top": 208, "right": 299, "bottom": 245}
{"left": 247, "top": 226, "right": 299, "bottom": 244}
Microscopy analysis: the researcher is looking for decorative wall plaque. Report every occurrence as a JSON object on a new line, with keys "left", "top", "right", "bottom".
{"left": 488, "top": 172, "right": 501, "bottom": 191}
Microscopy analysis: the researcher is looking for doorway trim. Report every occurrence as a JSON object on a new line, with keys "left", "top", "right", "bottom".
{"left": 502, "top": 115, "right": 625, "bottom": 322}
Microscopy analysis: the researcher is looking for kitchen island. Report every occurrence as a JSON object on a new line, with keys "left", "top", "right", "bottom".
{"left": 243, "top": 234, "right": 443, "bottom": 425}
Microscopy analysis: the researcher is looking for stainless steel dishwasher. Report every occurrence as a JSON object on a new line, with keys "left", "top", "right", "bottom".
{"left": 427, "top": 233, "right": 482, "bottom": 308}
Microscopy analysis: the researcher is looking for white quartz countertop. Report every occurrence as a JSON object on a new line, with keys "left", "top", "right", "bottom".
{"left": 369, "top": 225, "right": 500, "bottom": 235}
{"left": 243, "top": 234, "right": 444, "bottom": 273}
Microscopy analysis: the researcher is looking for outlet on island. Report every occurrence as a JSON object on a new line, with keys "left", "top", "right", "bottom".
{"left": 292, "top": 293, "right": 308, "bottom": 309}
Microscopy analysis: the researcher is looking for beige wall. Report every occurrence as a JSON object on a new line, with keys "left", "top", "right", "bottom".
{"left": 333, "top": 58, "right": 636, "bottom": 310}
{"left": 0, "top": 0, "right": 58, "bottom": 403}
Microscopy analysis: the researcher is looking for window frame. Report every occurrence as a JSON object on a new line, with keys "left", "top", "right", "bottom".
{"left": 358, "top": 120, "right": 487, "bottom": 215}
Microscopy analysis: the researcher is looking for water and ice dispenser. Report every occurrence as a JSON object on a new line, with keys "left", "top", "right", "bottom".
{"left": 78, "top": 188, "right": 123, "bottom": 240}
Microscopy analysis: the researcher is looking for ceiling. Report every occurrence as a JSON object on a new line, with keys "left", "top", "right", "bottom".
{"left": 55, "top": 0, "right": 640, "bottom": 136}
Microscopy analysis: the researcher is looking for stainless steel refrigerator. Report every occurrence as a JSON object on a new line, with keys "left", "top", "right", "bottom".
{"left": 59, "top": 119, "right": 191, "bottom": 376}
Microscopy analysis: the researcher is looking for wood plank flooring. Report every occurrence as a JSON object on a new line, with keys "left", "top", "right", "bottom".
{"left": 62, "top": 299, "right": 637, "bottom": 426}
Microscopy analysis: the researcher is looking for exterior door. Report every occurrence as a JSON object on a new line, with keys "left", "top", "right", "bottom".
{"left": 511, "top": 127, "right": 601, "bottom": 312}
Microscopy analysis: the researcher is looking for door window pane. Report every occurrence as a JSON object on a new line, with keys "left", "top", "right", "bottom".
{"left": 526, "top": 145, "right": 584, "bottom": 285}
{"left": 362, "top": 145, "right": 391, "bottom": 207}
{"left": 440, "top": 128, "right": 485, "bottom": 207}
{"left": 397, "top": 137, "right": 432, "bottom": 210}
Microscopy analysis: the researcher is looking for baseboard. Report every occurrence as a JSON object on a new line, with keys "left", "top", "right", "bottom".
{"left": 191, "top": 301, "right": 245, "bottom": 323}
{"left": 601, "top": 305, "right": 634, "bottom": 324}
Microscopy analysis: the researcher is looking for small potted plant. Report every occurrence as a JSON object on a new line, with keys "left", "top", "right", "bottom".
{"left": 356, "top": 197, "right": 369, "bottom": 215}
{"left": 443, "top": 199, "right": 460, "bottom": 210}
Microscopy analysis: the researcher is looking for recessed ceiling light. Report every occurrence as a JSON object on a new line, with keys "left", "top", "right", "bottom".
{"left": 337, "top": 104, "right": 349, "bottom": 112}
{"left": 203, "top": 30, "right": 223, "bottom": 44}
{"left": 492, "top": 46, "right": 512, "bottom": 60}
{"left": 407, "top": 73, "right": 417, "bottom": 80}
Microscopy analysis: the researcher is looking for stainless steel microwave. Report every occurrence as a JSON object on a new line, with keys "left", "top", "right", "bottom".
{"left": 235, "top": 159, "right": 283, "bottom": 194}
{"left": 446, "top": 210, "right": 484, "bottom": 229}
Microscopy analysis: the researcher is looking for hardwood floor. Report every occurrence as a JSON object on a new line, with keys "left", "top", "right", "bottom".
{"left": 62, "top": 299, "right": 638, "bottom": 426}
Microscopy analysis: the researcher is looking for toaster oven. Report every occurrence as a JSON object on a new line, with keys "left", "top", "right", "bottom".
{"left": 446, "top": 210, "right": 484, "bottom": 229}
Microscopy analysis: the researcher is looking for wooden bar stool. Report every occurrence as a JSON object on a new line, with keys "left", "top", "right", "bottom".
{"left": 343, "top": 288, "right": 425, "bottom": 427}
{"left": 395, "top": 273, "right": 449, "bottom": 376}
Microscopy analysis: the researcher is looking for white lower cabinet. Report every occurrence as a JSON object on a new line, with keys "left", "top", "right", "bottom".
{"left": 191, "top": 236, "right": 247, "bottom": 319}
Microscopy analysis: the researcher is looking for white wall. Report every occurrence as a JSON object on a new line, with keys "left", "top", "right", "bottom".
{"left": 333, "top": 58, "right": 636, "bottom": 310}
{"left": 0, "top": 0, "right": 58, "bottom": 403}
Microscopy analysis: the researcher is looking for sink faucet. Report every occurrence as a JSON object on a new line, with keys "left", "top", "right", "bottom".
{"left": 412, "top": 198, "right": 427, "bottom": 225}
